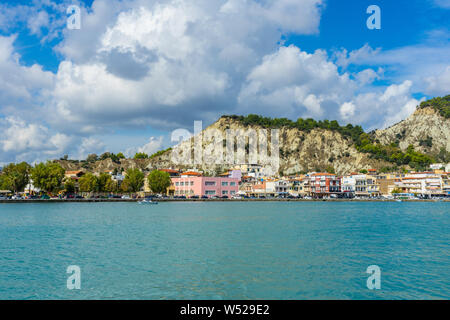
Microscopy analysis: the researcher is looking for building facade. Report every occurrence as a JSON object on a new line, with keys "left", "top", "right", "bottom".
{"left": 171, "top": 176, "right": 240, "bottom": 198}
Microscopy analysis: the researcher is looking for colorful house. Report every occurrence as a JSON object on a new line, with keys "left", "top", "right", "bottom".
{"left": 171, "top": 174, "right": 239, "bottom": 198}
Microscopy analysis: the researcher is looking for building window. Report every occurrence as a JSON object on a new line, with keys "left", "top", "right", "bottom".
{"left": 205, "top": 190, "right": 216, "bottom": 195}
{"left": 175, "top": 182, "right": 179, "bottom": 186}
{"left": 190, "top": 181, "right": 194, "bottom": 186}
{"left": 221, "top": 181, "right": 228, "bottom": 186}
{"left": 230, "top": 191, "right": 236, "bottom": 195}
{"left": 230, "top": 182, "right": 236, "bottom": 186}
{"left": 205, "top": 181, "right": 216, "bottom": 186}
{"left": 222, "top": 190, "right": 228, "bottom": 195}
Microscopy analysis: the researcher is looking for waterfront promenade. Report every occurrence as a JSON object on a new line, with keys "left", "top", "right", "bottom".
{"left": 1, "top": 198, "right": 448, "bottom": 203}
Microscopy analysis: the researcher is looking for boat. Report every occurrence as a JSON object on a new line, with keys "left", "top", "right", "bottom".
{"left": 138, "top": 199, "right": 158, "bottom": 204}
{"left": 395, "top": 199, "right": 402, "bottom": 202}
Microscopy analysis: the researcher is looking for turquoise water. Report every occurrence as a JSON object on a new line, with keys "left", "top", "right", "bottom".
{"left": 0, "top": 202, "right": 448, "bottom": 300}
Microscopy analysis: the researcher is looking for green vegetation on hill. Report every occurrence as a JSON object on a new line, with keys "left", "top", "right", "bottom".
{"left": 418, "top": 94, "right": 450, "bottom": 118}
{"left": 150, "top": 148, "right": 172, "bottom": 159}
{"left": 223, "top": 114, "right": 365, "bottom": 141}
{"left": 224, "top": 112, "right": 434, "bottom": 170}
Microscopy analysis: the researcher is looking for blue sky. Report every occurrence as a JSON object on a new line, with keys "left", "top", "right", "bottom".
{"left": 0, "top": 0, "right": 449, "bottom": 164}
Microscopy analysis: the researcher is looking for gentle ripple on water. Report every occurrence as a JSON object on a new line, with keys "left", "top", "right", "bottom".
{"left": 0, "top": 201, "right": 448, "bottom": 299}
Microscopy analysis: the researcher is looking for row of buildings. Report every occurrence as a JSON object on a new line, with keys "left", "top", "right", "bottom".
{"left": 63, "top": 163, "right": 450, "bottom": 198}
{"left": 165, "top": 165, "right": 450, "bottom": 199}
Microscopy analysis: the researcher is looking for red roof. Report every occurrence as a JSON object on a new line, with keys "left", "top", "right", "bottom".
{"left": 182, "top": 171, "right": 202, "bottom": 176}
{"left": 311, "top": 173, "right": 336, "bottom": 176}
{"left": 161, "top": 169, "right": 179, "bottom": 173}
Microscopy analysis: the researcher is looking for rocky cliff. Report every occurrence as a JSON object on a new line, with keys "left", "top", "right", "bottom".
{"left": 374, "top": 107, "right": 450, "bottom": 154}
{"left": 56, "top": 96, "right": 450, "bottom": 176}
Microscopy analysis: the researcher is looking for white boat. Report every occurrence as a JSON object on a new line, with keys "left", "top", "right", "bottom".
{"left": 139, "top": 199, "right": 158, "bottom": 204}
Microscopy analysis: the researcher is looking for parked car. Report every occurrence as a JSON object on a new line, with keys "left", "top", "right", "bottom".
{"left": 201, "top": 195, "right": 209, "bottom": 199}
{"left": 190, "top": 195, "right": 199, "bottom": 199}
{"left": 121, "top": 195, "right": 131, "bottom": 199}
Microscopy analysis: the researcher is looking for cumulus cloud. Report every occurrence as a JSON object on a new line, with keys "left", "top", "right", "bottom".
{"left": 45, "top": 0, "right": 325, "bottom": 135}
{"left": 0, "top": 117, "right": 72, "bottom": 163}
{"left": 76, "top": 137, "right": 106, "bottom": 159}
{"left": 238, "top": 45, "right": 356, "bottom": 119}
{"left": 333, "top": 42, "right": 450, "bottom": 95}
{"left": 339, "top": 81, "right": 422, "bottom": 130}
{"left": 0, "top": 35, "right": 54, "bottom": 119}
{"left": 125, "top": 136, "right": 164, "bottom": 157}
{"left": 425, "top": 66, "right": 450, "bottom": 95}
{"left": 0, "top": 0, "right": 445, "bottom": 164}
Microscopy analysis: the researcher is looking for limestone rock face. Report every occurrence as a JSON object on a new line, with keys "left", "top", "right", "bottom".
{"left": 374, "top": 107, "right": 450, "bottom": 154}
{"left": 146, "top": 116, "right": 392, "bottom": 176}
{"left": 56, "top": 106, "right": 450, "bottom": 176}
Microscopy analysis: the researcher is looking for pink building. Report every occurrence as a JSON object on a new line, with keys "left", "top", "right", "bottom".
{"left": 171, "top": 175, "right": 240, "bottom": 198}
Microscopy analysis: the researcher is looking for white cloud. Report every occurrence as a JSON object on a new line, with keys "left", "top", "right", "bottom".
{"left": 76, "top": 137, "right": 106, "bottom": 159}
{"left": 0, "top": 117, "right": 72, "bottom": 163}
{"left": 339, "top": 102, "right": 355, "bottom": 120}
{"left": 0, "top": 35, "right": 54, "bottom": 121}
{"left": 1, "top": 0, "right": 445, "bottom": 164}
{"left": 125, "top": 136, "right": 164, "bottom": 157}
{"left": 340, "top": 81, "right": 422, "bottom": 130}
{"left": 238, "top": 45, "right": 356, "bottom": 119}
{"left": 47, "top": 0, "right": 324, "bottom": 134}
{"left": 425, "top": 66, "right": 450, "bottom": 95}
{"left": 27, "top": 10, "right": 49, "bottom": 36}
{"left": 333, "top": 42, "right": 450, "bottom": 95}
{"left": 354, "top": 68, "right": 382, "bottom": 85}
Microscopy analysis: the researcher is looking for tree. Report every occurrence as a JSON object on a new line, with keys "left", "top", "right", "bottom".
{"left": 104, "top": 178, "right": 118, "bottom": 193}
{"left": 97, "top": 173, "right": 111, "bottom": 192}
{"left": 133, "top": 152, "right": 148, "bottom": 159}
{"left": 147, "top": 170, "right": 171, "bottom": 194}
{"left": 86, "top": 154, "right": 98, "bottom": 162}
{"left": 1, "top": 162, "right": 31, "bottom": 192}
{"left": 391, "top": 188, "right": 402, "bottom": 194}
{"left": 31, "top": 162, "right": 65, "bottom": 193}
{"left": 0, "top": 174, "right": 9, "bottom": 190}
{"left": 123, "top": 168, "right": 145, "bottom": 192}
{"left": 78, "top": 173, "right": 99, "bottom": 193}
{"left": 117, "top": 152, "right": 125, "bottom": 159}
{"left": 64, "top": 179, "right": 76, "bottom": 194}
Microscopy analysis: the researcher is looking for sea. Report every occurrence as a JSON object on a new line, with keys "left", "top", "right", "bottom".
{"left": 0, "top": 201, "right": 448, "bottom": 299}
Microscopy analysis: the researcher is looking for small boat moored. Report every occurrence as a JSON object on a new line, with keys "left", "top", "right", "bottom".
{"left": 139, "top": 198, "right": 158, "bottom": 204}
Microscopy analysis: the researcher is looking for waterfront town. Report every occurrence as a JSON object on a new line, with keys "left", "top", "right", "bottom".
{"left": 1, "top": 162, "right": 450, "bottom": 200}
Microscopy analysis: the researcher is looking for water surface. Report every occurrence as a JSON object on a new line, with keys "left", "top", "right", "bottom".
{"left": 0, "top": 202, "right": 448, "bottom": 299}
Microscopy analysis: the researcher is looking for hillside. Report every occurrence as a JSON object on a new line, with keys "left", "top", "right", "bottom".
{"left": 56, "top": 95, "right": 450, "bottom": 176}
{"left": 374, "top": 96, "right": 450, "bottom": 156}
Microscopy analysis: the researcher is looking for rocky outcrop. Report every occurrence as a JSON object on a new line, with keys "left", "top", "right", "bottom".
{"left": 146, "top": 116, "right": 392, "bottom": 175}
{"left": 374, "top": 107, "right": 450, "bottom": 154}
{"left": 56, "top": 105, "right": 449, "bottom": 176}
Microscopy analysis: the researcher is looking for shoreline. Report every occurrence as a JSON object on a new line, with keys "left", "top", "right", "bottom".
{"left": 0, "top": 198, "right": 448, "bottom": 203}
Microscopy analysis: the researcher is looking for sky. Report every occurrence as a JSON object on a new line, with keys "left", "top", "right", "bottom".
{"left": 0, "top": 0, "right": 449, "bottom": 164}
